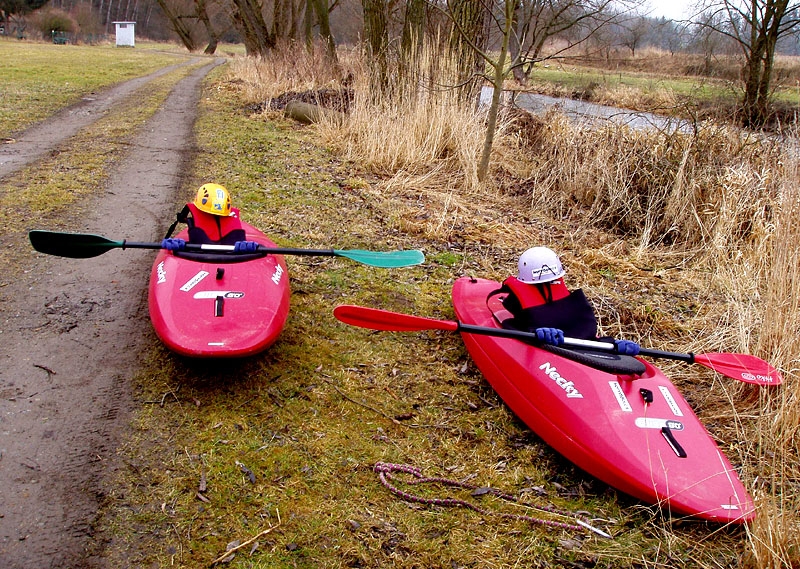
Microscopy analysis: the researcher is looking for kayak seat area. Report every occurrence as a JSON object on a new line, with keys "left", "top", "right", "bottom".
{"left": 174, "top": 251, "right": 267, "bottom": 263}
{"left": 487, "top": 294, "right": 645, "bottom": 376}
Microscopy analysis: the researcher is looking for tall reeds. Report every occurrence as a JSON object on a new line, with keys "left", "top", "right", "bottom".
{"left": 742, "top": 162, "right": 800, "bottom": 568}
{"left": 319, "top": 42, "right": 486, "bottom": 193}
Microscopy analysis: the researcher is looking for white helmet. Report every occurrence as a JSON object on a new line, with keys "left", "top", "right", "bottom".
{"left": 517, "top": 247, "right": 565, "bottom": 284}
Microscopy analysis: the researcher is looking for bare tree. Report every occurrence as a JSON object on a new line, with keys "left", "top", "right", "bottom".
{"left": 438, "top": 0, "right": 504, "bottom": 181}
{"left": 509, "top": 0, "right": 637, "bottom": 84}
{"left": 1, "top": 0, "right": 50, "bottom": 22}
{"left": 157, "top": 0, "right": 315, "bottom": 56}
{"left": 619, "top": 14, "right": 649, "bottom": 55}
{"left": 695, "top": 0, "right": 800, "bottom": 126}
{"left": 475, "top": 0, "right": 510, "bottom": 181}
{"left": 401, "top": 0, "right": 425, "bottom": 57}
{"left": 228, "top": 0, "right": 276, "bottom": 55}
{"left": 155, "top": 0, "right": 201, "bottom": 49}
{"left": 195, "top": 0, "right": 221, "bottom": 53}
{"left": 441, "top": 0, "right": 639, "bottom": 181}
{"left": 273, "top": 0, "right": 304, "bottom": 39}
{"left": 653, "top": 16, "right": 688, "bottom": 55}
{"left": 447, "top": 0, "right": 489, "bottom": 102}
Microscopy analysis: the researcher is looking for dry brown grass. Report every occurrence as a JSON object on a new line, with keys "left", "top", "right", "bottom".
{"left": 566, "top": 47, "right": 800, "bottom": 85}
{"left": 738, "top": 168, "right": 800, "bottom": 568}
{"left": 226, "top": 41, "right": 799, "bottom": 567}
{"left": 225, "top": 40, "right": 355, "bottom": 103}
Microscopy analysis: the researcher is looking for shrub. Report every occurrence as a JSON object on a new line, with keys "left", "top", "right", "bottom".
{"left": 32, "top": 8, "right": 77, "bottom": 36}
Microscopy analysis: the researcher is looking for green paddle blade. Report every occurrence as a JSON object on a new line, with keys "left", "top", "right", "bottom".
{"left": 333, "top": 248, "right": 425, "bottom": 268}
{"left": 29, "top": 230, "right": 125, "bottom": 258}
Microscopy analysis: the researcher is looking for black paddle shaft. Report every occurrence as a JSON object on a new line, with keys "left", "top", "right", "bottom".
{"left": 456, "top": 322, "right": 695, "bottom": 362}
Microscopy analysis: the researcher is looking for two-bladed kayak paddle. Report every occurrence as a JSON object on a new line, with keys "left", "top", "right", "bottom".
{"left": 333, "top": 305, "right": 782, "bottom": 386}
{"left": 28, "top": 230, "right": 424, "bottom": 268}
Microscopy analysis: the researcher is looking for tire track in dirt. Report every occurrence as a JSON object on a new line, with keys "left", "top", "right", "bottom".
{"left": 0, "top": 56, "right": 224, "bottom": 568}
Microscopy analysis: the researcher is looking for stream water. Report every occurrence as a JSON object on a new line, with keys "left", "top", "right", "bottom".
{"left": 481, "top": 87, "right": 692, "bottom": 133}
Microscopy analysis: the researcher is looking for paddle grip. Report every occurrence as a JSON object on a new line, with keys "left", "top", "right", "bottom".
{"left": 456, "top": 323, "right": 537, "bottom": 341}
{"left": 121, "top": 240, "right": 165, "bottom": 250}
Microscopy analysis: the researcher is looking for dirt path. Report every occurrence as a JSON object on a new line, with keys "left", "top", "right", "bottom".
{"left": 0, "top": 56, "right": 224, "bottom": 568}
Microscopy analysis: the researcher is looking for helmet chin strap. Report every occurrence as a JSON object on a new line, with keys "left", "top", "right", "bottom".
{"left": 534, "top": 282, "right": 554, "bottom": 303}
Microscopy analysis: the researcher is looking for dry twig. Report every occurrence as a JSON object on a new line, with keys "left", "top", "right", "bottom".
{"left": 210, "top": 519, "right": 281, "bottom": 566}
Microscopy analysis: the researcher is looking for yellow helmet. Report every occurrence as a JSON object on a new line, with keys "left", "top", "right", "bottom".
{"left": 194, "top": 183, "right": 232, "bottom": 216}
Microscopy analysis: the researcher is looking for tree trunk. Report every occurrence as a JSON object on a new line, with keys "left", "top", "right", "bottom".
{"left": 310, "top": 0, "right": 338, "bottom": 64}
{"left": 508, "top": 0, "right": 526, "bottom": 84}
{"left": 737, "top": 0, "right": 790, "bottom": 126}
{"left": 195, "top": 0, "right": 220, "bottom": 54}
{"left": 401, "top": 0, "right": 424, "bottom": 58}
{"left": 230, "top": 0, "right": 276, "bottom": 56}
{"left": 477, "top": 0, "right": 513, "bottom": 182}
{"left": 398, "top": 0, "right": 425, "bottom": 92}
{"left": 361, "top": 0, "right": 389, "bottom": 94}
{"left": 273, "top": 0, "right": 289, "bottom": 39}
{"left": 154, "top": 0, "right": 197, "bottom": 51}
{"left": 447, "top": 0, "right": 487, "bottom": 103}
{"left": 305, "top": 0, "right": 313, "bottom": 45}
{"left": 105, "top": 0, "right": 113, "bottom": 33}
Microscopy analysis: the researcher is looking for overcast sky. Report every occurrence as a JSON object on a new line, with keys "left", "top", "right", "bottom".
{"left": 646, "top": 0, "right": 697, "bottom": 20}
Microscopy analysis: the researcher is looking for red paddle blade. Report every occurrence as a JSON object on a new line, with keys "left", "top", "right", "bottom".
{"left": 694, "top": 353, "right": 783, "bottom": 386}
{"left": 334, "top": 305, "right": 459, "bottom": 333}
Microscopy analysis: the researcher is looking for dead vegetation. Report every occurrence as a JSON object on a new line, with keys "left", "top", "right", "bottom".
{"left": 214, "top": 42, "right": 799, "bottom": 568}
{"left": 73, "top": 43, "right": 798, "bottom": 568}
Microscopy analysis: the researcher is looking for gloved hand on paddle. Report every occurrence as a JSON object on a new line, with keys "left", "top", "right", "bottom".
{"left": 233, "top": 241, "right": 259, "bottom": 253}
{"left": 535, "top": 327, "right": 565, "bottom": 346}
{"left": 614, "top": 339, "right": 640, "bottom": 356}
{"left": 162, "top": 238, "right": 186, "bottom": 251}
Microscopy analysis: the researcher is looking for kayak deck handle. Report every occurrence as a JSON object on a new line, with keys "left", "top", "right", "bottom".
{"left": 661, "top": 427, "right": 688, "bottom": 458}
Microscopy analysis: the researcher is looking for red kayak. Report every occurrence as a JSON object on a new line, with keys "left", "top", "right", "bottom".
{"left": 148, "top": 222, "right": 290, "bottom": 357}
{"left": 452, "top": 276, "right": 755, "bottom": 523}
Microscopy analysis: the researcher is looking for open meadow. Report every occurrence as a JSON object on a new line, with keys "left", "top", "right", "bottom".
{"left": 1, "top": 39, "right": 797, "bottom": 568}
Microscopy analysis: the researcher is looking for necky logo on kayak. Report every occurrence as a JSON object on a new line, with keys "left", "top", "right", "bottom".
{"left": 539, "top": 362, "right": 583, "bottom": 399}
{"left": 180, "top": 270, "right": 210, "bottom": 292}
{"left": 156, "top": 261, "right": 167, "bottom": 284}
{"left": 271, "top": 264, "right": 284, "bottom": 285}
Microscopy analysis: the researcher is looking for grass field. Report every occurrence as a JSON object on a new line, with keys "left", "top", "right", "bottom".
{"left": 0, "top": 38, "right": 193, "bottom": 137}
{"left": 2, "top": 40, "right": 797, "bottom": 568}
